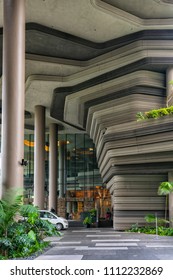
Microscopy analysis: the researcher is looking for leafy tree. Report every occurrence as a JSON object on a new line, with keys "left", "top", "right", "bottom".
{"left": 158, "top": 182, "right": 173, "bottom": 221}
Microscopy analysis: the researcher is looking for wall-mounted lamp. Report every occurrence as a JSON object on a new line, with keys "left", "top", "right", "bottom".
{"left": 20, "top": 159, "right": 28, "bottom": 166}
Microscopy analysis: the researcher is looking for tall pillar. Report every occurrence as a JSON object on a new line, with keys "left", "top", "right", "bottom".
{"left": 1, "top": 0, "right": 25, "bottom": 198}
{"left": 167, "top": 68, "right": 173, "bottom": 226}
{"left": 166, "top": 67, "right": 173, "bottom": 106}
{"left": 59, "top": 140, "right": 66, "bottom": 198}
{"left": 49, "top": 123, "right": 58, "bottom": 212}
{"left": 165, "top": 68, "right": 173, "bottom": 226}
{"left": 168, "top": 172, "right": 173, "bottom": 227}
{"left": 33, "top": 106, "right": 45, "bottom": 208}
{"left": 57, "top": 140, "right": 66, "bottom": 218}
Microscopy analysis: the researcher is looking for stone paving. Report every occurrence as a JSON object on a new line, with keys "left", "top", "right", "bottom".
{"left": 35, "top": 228, "right": 173, "bottom": 260}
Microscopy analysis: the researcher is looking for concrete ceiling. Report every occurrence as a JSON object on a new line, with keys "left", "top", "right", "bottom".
{"left": 0, "top": 0, "right": 173, "bottom": 133}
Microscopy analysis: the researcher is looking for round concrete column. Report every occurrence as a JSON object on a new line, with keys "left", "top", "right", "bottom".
{"left": 166, "top": 67, "right": 173, "bottom": 106}
{"left": 33, "top": 106, "right": 45, "bottom": 209}
{"left": 59, "top": 140, "right": 66, "bottom": 198}
{"left": 168, "top": 172, "right": 173, "bottom": 227}
{"left": 49, "top": 123, "right": 58, "bottom": 212}
{"left": 1, "top": 0, "right": 25, "bottom": 198}
{"left": 163, "top": 68, "right": 173, "bottom": 226}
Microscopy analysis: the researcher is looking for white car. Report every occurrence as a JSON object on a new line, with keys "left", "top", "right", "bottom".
{"left": 39, "top": 210, "right": 68, "bottom": 230}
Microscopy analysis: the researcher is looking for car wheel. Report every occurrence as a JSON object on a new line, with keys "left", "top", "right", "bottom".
{"left": 56, "top": 223, "right": 63, "bottom": 230}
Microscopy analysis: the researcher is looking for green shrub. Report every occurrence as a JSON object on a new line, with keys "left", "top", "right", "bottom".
{"left": 83, "top": 216, "right": 92, "bottom": 225}
{"left": 136, "top": 112, "right": 146, "bottom": 120}
{"left": 166, "top": 106, "right": 173, "bottom": 114}
{"left": 128, "top": 224, "right": 173, "bottom": 236}
{"left": 136, "top": 106, "right": 173, "bottom": 121}
{"left": 146, "top": 109, "right": 160, "bottom": 119}
{"left": 0, "top": 191, "right": 60, "bottom": 259}
{"left": 83, "top": 209, "right": 97, "bottom": 225}
{"left": 145, "top": 214, "right": 156, "bottom": 223}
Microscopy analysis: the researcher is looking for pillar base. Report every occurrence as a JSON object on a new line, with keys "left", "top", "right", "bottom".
{"left": 57, "top": 197, "right": 66, "bottom": 218}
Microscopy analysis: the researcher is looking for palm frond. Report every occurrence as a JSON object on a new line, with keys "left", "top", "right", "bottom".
{"left": 158, "top": 182, "right": 173, "bottom": 195}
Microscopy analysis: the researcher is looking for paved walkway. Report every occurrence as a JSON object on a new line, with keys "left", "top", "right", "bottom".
{"left": 35, "top": 228, "right": 173, "bottom": 260}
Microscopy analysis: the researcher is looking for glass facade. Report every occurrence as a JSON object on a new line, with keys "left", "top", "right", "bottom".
{"left": 23, "top": 133, "right": 111, "bottom": 220}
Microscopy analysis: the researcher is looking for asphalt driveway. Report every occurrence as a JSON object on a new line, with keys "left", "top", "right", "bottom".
{"left": 35, "top": 228, "right": 173, "bottom": 260}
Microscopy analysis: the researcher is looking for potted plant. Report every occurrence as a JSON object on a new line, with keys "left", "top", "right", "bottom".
{"left": 83, "top": 216, "right": 92, "bottom": 228}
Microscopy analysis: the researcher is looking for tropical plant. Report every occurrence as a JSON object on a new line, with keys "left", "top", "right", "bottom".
{"left": 145, "top": 213, "right": 169, "bottom": 227}
{"left": 128, "top": 225, "right": 173, "bottom": 236}
{"left": 158, "top": 181, "right": 173, "bottom": 221}
{"left": 89, "top": 208, "right": 97, "bottom": 223}
{"left": 145, "top": 214, "right": 156, "bottom": 223}
{"left": 0, "top": 190, "right": 23, "bottom": 238}
{"left": 0, "top": 190, "right": 60, "bottom": 259}
{"left": 83, "top": 209, "right": 97, "bottom": 226}
{"left": 83, "top": 216, "right": 92, "bottom": 225}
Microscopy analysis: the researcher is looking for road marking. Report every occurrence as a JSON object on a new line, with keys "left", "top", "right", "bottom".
{"left": 86, "top": 235, "right": 121, "bottom": 237}
{"left": 75, "top": 247, "right": 128, "bottom": 250}
{"left": 95, "top": 243, "right": 138, "bottom": 246}
{"left": 52, "top": 246, "right": 89, "bottom": 249}
{"left": 91, "top": 239, "right": 140, "bottom": 242}
{"left": 146, "top": 245, "right": 173, "bottom": 248}
{"left": 53, "top": 241, "right": 81, "bottom": 244}
{"left": 36, "top": 255, "right": 83, "bottom": 260}
{"left": 72, "top": 230, "right": 101, "bottom": 232}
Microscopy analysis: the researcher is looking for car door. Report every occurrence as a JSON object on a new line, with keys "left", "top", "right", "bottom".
{"left": 40, "top": 211, "right": 58, "bottom": 225}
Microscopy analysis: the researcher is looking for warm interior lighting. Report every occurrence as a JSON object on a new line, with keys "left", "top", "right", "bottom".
{"left": 24, "top": 139, "right": 34, "bottom": 147}
{"left": 24, "top": 139, "right": 70, "bottom": 151}
{"left": 57, "top": 140, "right": 70, "bottom": 146}
{"left": 24, "top": 139, "right": 49, "bottom": 151}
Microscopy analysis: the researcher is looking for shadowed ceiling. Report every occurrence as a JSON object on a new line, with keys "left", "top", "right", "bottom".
{"left": 0, "top": 0, "right": 173, "bottom": 133}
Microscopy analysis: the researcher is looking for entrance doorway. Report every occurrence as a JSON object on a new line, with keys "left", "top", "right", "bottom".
{"left": 66, "top": 186, "right": 112, "bottom": 227}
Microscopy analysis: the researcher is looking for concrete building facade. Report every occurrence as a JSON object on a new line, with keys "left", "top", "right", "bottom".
{"left": 1, "top": 0, "right": 173, "bottom": 229}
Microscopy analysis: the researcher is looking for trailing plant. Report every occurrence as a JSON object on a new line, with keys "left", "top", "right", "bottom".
{"left": 136, "top": 106, "right": 173, "bottom": 121}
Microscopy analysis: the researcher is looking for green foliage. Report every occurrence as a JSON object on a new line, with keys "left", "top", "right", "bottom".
{"left": 145, "top": 214, "right": 169, "bottom": 226}
{"left": 128, "top": 213, "right": 171, "bottom": 236}
{"left": 0, "top": 191, "right": 60, "bottom": 259}
{"left": 0, "top": 238, "right": 12, "bottom": 250}
{"left": 83, "top": 216, "right": 92, "bottom": 225}
{"left": 136, "top": 112, "right": 146, "bottom": 120}
{"left": 168, "top": 80, "right": 173, "bottom": 86}
{"left": 0, "top": 190, "right": 23, "bottom": 237}
{"left": 136, "top": 106, "right": 173, "bottom": 121}
{"left": 146, "top": 109, "right": 160, "bottom": 119}
{"left": 128, "top": 225, "right": 173, "bottom": 236}
{"left": 158, "top": 181, "right": 173, "bottom": 221}
{"left": 35, "top": 218, "right": 60, "bottom": 238}
{"left": 28, "top": 230, "right": 37, "bottom": 241}
{"left": 83, "top": 209, "right": 97, "bottom": 225}
{"left": 145, "top": 214, "right": 156, "bottom": 223}
{"left": 20, "top": 204, "right": 39, "bottom": 224}
{"left": 89, "top": 208, "right": 96, "bottom": 217}
{"left": 158, "top": 182, "right": 173, "bottom": 195}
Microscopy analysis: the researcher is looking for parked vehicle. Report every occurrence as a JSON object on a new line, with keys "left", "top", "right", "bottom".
{"left": 39, "top": 210, "right": 68, "bottom": 230}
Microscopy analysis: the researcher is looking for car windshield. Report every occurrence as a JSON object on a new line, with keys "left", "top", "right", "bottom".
{"left": 40, "top": 212, "right": 56, "bottom": 219}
